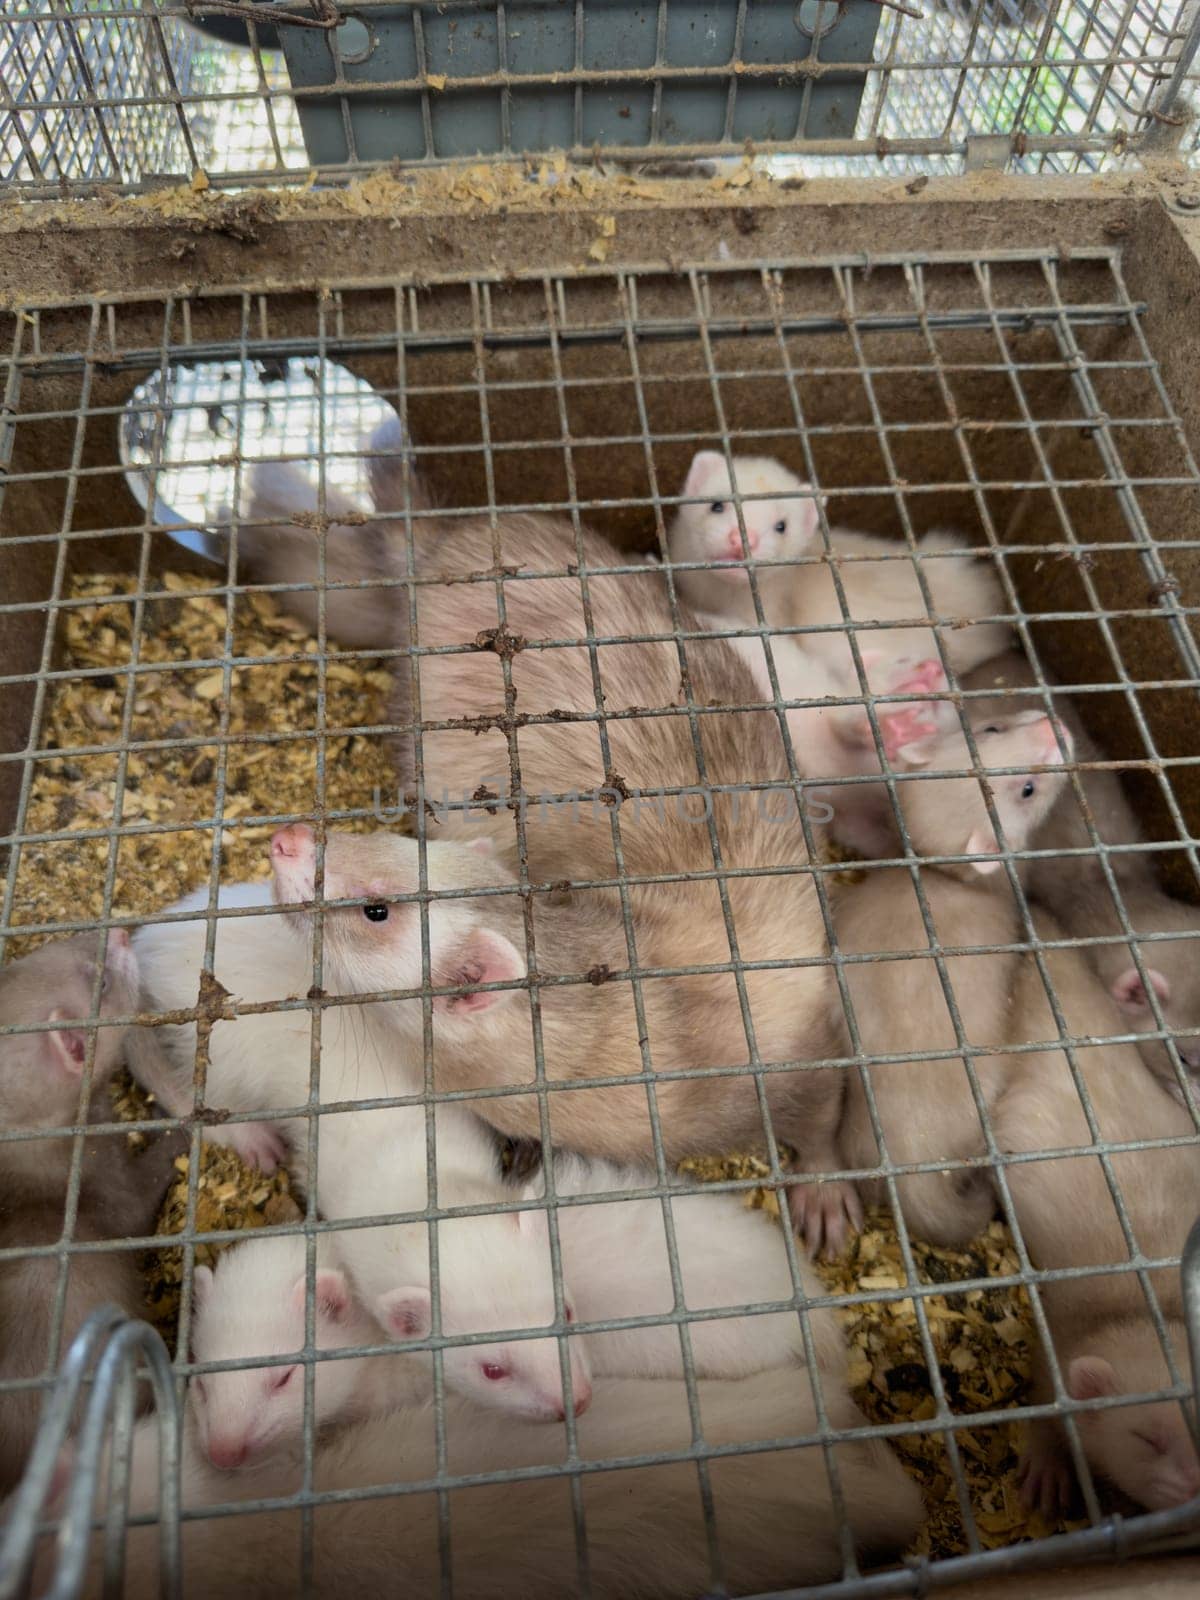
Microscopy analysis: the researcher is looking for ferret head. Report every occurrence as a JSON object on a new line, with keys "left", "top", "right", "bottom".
{"left": 270, "top": 824, "right": 526, "bottom": 1035}
{"left": 667, "top": 452, "right": 821, "bottom": 616}
{"left": 374, "top": 1207, "right": 593, "bottom": 1423}
{"left": 0, "top": 930, "right": 137, "bottom": 1127}
{"left": 189, "top": 1233, "right": 372, "bottom": 1470}
{"left": 1066, "top": 1318, "right": 1200, "bottom": 1511}
{"left": 896, "top": 711, "right": 1073, "bottom": 874}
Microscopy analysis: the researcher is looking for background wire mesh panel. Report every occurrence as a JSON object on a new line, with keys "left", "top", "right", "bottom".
{"left": 1, "top": 250, "right": 1200, "bottom": 1594}
{"left": 2, "top": 0, "right": 1198, "bottom": 194}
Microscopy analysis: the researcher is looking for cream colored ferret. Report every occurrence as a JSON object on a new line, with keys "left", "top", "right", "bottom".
{"left": 993, "top": 919, "right": 1200, "bottom": 1517}
{"left": 666, "top": 451, "right": 1011, "bottom": 684}
{"left": 833, "top": 708, "right": 1073, "bottom": 1246}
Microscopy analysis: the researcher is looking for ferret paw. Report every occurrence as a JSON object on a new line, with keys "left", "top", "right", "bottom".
{"left": 876, "top": 658, "right": 953, "bottom": 763}
{"left": 1017, "top": 1437, "right": 1074, "bottom": 1520}
{"left": 207, "top": 1121, "right": 288, "bottom": 1173}
{"left": 788, "top": 1178, "right": 864, "bottom": 1261}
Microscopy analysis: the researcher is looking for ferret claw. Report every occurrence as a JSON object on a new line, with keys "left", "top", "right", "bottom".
{"left": 788, "top": 1178, "right": 864, "bottom": 1261}
{"left": 1017, "top": 1436, "right": 1074, "bottom": 1520}
{"left": 877, "top": 658, "right": 951, "bottom": 762}
{"left": 208, "top": 1120, "right": 288, "bottom": 1174}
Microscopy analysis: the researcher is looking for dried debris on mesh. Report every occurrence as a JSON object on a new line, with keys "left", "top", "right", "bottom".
{"left": 5, "top": 571, "right": 1085, "bottom": 1559}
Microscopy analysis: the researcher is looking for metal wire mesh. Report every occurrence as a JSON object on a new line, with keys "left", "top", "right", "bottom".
{"left": 2, "top": 248, "right": 1200, "bottom": 1595}
{"left": 2, "top": 0, "right": 1198, "bottom": 195}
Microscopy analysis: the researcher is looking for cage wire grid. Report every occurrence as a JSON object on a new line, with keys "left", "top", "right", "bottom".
{"left": 2, "top": 0, "right": 1199, "bottom": 191}
{"left": 1, "top": 249, "right": 1200, "bottom": 1594}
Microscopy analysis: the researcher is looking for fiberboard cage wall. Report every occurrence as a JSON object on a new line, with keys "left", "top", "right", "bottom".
{"left": 3, "top": 204, "right": 1200, "bottom": 1595}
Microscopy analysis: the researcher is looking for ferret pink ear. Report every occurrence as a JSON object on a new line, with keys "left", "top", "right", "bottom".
{"left": 192, "top": 1264, "right": 215, "bottom": 1311}
{"left": 1111, "top": 966, "right": 1170, "bottom": 1015}
{"left": 1068, "top": 1355, "right": 1119, "bottom": 1402}
{"left": 963, "top": 827, "right": 1002, "bottom": 874}
{"left": 46, "top": 1011, "right": 88, "bottom": 1076}
{"left": 377, "top": 1286, "right": 432, "bottom": 1341}
{"left": 433, "top": 928, "right": 525, "bottom": 1015}
{"left": 291, "top": 1269, "right": 350, "bottom": 1324}
{"left": 683, "top": 450, "right": 727, "bottom": 498}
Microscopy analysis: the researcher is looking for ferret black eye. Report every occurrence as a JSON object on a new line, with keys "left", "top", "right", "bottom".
{"left": 982, "top": 723, "right": 1003, "bottom": 735}
{"left": 271, "top": 1367, "right": 295, "bottom": 1391}
{"left": 1021, "top": 780, "right": 1036, "bottom": 799}
{"left": 709, "top": 501, "right": 725, "bottom": 514}
{"left": 362, "top": 904, "right": 389, "bottom": 923}
{"left": 773, "top": 519, "right": 787, "bottom": 535}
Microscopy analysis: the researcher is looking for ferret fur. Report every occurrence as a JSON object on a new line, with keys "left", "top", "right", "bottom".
{"left": 963, "top": 650, "right": 1200, "bottom": 1102}
{"left": 272, "top": 820, "right": 861, "bottom": 1259}
{"left": 131, "top": 875, "right": 589, "bottom": 1421}
{"left": 313, "top": 1100, "right": 594, "bottom": 1423}
{"left": 188, "top": 1230, "right": 429, "bottom": 1469}
{"left": 539, "top": 1152, "right": 846, "bottom": 1380}
{"left": 74, "top": 1371, "right": 923, "bottom": 1599}
{"left": 0, "top": 933, "right": 184, "bottom": 1492}
{"left": 665, "top": 452, "right": 1010, "bottom": 682}
{"left": 831, "top": 710, "right": 1072, "bottom": 1246}
{"left": 991, "top": 918, "right": 1200, "bottom": 1514}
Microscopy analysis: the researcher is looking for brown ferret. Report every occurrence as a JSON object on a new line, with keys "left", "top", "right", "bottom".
{"left": 991, "top": 916, "right": 1200, "bottom": 1516}
{"left": 963, "top": 650, "right": 1200, "bottom": 1102}
{"left": 0, "top": 933, "right": 184, "bottom": 1493}
{"left": 831, "top": 710, "right": 1072, "bottom": 1246}
{"left": 243, "top": 455, "right": 859, "bottom": 1256}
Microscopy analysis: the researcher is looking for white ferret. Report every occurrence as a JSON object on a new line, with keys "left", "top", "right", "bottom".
{"left": 68, "top": 1371, "right": 924, "bottom": 1599}
{"left": 130, "top": 879, "right": 315, "bottom": 1172}
{"left": 315, "top": 1101, "right": 595, "bottom": 1425}
{"left": 130, "top": 855, "right": 591, "bottom": 1425}
{"left": 188, "top": 1231, "right": 429, "bottom": 1469}
{"left": 316, "top": 1129, "right": 843, "bottom": 1417}
{"left": 832, "top": 709, "right": 1073, "bottom": 1246}
{"left": 667, "top": 451, "right": 1010, "bottom": 685}
{"left": 992, "top": 917, "right": 1200, "bottom": 1517}
{"left": 535, "top": 1153, "right": 847, "bottom": 1382}
{"left": 129, "top": 840, "right": 516, "bottom": 1173}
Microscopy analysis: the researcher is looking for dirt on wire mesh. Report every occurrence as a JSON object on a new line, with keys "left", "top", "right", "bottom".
{"left": 3, "top": 570, "right": 1086, "bottom": 1559}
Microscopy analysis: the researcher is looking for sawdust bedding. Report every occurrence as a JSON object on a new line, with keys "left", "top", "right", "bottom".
{"left": 2, "top": 569, "right": 1093, "bottom": 1562}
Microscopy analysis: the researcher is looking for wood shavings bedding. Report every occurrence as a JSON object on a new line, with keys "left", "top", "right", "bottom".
{"left": 3, "top": 570, "right": 1086, "bottom": 1560}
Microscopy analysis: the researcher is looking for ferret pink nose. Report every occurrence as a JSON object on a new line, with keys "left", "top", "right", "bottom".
{"left": 207, "top": 1436, "right": 249, "bottom": 1470}
{"left": 725, "top": 527, "right": 756, "bottom": 559}
{"left": 107, "top": 928, "right": 130, "bottom": 951}
{"left": 271, "top": 823, "right": 315, "bottom": 862}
